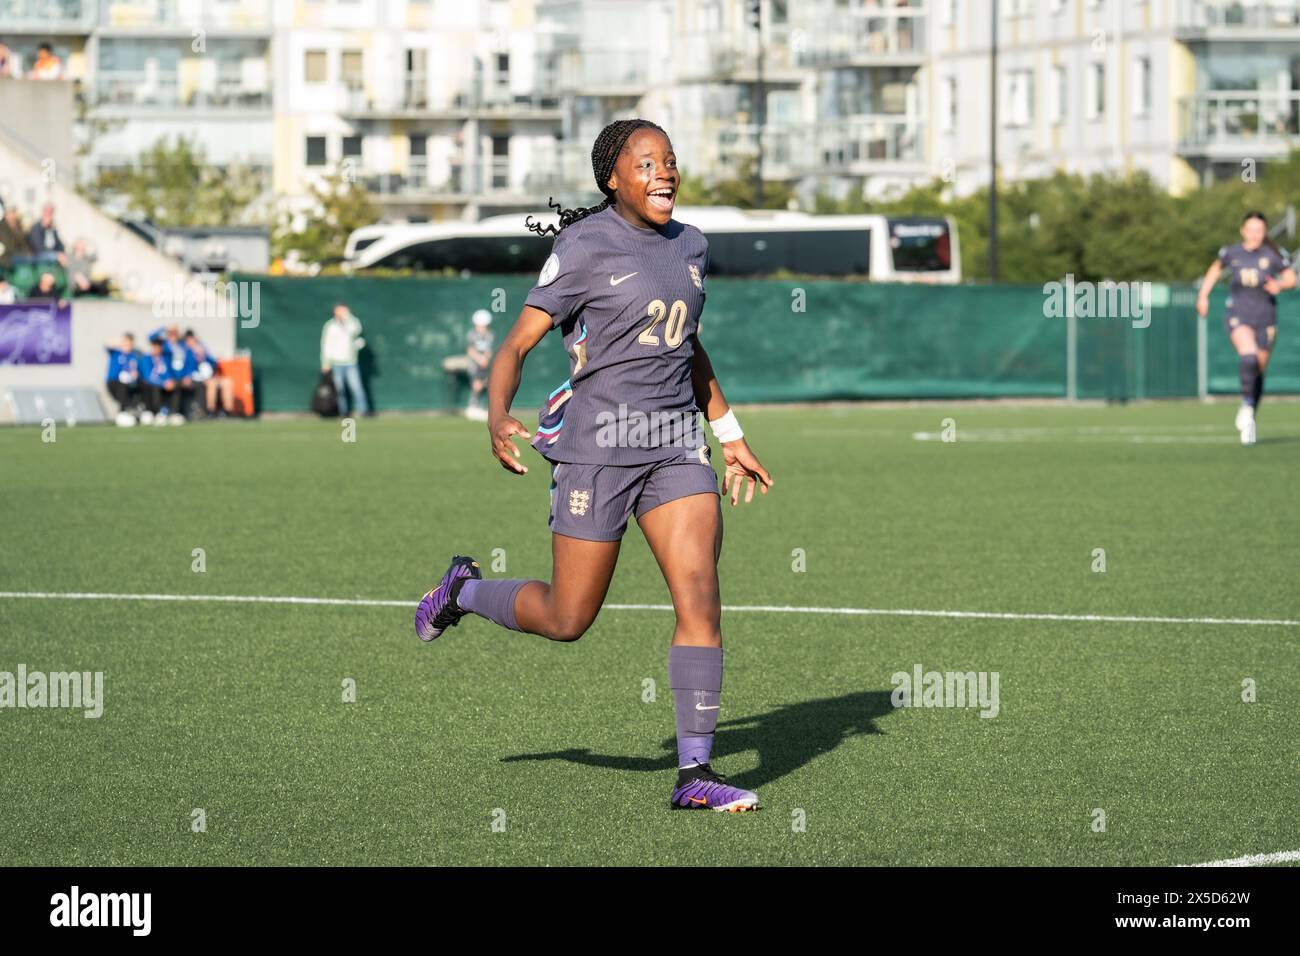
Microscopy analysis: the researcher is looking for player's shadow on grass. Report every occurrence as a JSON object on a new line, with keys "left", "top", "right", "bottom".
{"left": 501, "top": 689, "right": 895, "bottom": 791}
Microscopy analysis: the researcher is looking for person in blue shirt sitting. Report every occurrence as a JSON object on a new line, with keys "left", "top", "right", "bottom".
{"left": 104, "top": 332, "right": 140, "bottom": 426}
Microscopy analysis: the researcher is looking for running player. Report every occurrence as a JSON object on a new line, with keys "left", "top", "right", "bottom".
{"left": 415, "top": 119, "right": 774, "bottom": 812}
{"left": 1196, "top": 211, "right": 1296, "bottom": 444}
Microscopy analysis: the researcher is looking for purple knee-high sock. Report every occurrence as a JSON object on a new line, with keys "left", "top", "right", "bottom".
{"left": 457, "top": 579, "right": 527, "bottom": 631}
{"left": 669, "top": 645, "right": 723, "bottom": 769}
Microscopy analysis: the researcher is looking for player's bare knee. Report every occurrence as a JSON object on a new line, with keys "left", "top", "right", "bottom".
{"left": 548, "top": 609, "right": 596, "bottom": 642}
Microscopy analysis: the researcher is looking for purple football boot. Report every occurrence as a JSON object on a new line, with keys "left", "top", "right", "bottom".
{"left": 670, "top": 763, "right": 759, "bottom": 813}
{"left": 414, "top": 555, "right": 481, "bottom": 642}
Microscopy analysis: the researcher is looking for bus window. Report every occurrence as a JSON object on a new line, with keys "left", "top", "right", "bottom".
{"left": 888, "top": 219, "right": 951, "bottom": 273}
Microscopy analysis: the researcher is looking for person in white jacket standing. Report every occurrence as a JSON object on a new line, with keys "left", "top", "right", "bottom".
{"left": 321, "top": 303, "right": 370, "bottom": 416}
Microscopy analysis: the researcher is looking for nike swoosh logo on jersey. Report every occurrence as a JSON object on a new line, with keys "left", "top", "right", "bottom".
{"left": 610, "top": 272, "right": 638, "bottom": 286}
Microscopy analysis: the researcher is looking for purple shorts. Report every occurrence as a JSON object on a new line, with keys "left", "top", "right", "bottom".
{"left": 1224, "top": 313, "right": 1277, "bottom": 350}
{"left": 548, "top": 449, "right": 720, "bottom": 542}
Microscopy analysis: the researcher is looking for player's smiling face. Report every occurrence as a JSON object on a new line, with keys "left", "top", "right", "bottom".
{"left": 607, "top": 129, "right": 678, "bottom": 230}
{"left": 1240, "top": 217, "right": 1266, "bottom": 251}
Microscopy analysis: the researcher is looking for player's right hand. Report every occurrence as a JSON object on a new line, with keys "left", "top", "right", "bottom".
{"left": 490, "top": 414, "right": 531, "bottom": 475}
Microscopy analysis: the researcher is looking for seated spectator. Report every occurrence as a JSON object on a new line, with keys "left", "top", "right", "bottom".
{"left": 105, "top": 333, "right": 141, "bottom": 425}
{"left": 139, "top": 336, "right": 182, "bottom": 425}
{"left": 150, "top": 323, "right": 196, "bottom": 419}
{"left": 67, "top": 239, "right": 109, "bottom": 296}
{"left": 27, "top": 270, "right": 68, "bottom": 306}
{"left": 0, "top": 275, "right": 14, "bottom": 305}
{"left": 27, "top": 204, "right": 66, "bottom": 264}
{"left": 184, "top": 330, "right": 235, "bottom": 418}
{"left": 28, "top": 43, "right": 63, "bottom": 81}
{"left": 0, "top": 207, "right": 31, "bottom": 269}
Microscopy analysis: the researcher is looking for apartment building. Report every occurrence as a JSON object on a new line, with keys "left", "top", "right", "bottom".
{"left": 930, "top": 0, "right": 1300, "bottom": 196}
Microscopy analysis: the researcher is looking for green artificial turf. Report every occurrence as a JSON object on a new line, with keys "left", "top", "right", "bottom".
{"left": 1, "top": 402, "right": 1296, "bottom": 865}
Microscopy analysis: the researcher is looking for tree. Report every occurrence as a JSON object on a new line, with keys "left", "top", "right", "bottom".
{"left": 271, "top": 169, "right": 378, "bottom": 264}
{"left": 89, "top": 135, "right": 266, "bottom": 226}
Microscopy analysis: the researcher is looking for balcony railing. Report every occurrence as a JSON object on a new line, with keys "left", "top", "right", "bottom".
{"left": 346, "top": 72, "right": 560, "bottom": 115}
{"left": 1175, "top": 0, "right": 1300, "bottom": 31}
{"left": 0, "top": 0, "right": 98, "bottom": 28}
{"left": 1179, "top": 91, "right": 1300, "bottom": 151}
{"left": 100, "top": 0, "right": 272, "bottom": 31}
{"left": 797, "top": 10, "right": 927, "bottom": 67}
{"left": 813, "top": 117, "right": 926, "bottom": 168}
{"left": 361, "top": 160, "right": 563, "bottom": 199}
{"left": 92, "top": 70, "right": 270, "bottom": 109}
{"left": 716, "top": 124, "right": 802, "bottom": 179}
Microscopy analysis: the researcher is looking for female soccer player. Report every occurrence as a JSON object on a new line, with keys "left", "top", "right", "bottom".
{"left": 415, "top": 119, "right": 773, "bottom": 812}
{"left": 1196, "top": 211, "right": 1296, "bottom": 444}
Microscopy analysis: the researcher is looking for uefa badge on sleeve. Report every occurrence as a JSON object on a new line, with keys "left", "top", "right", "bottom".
{"left": 689, "top": 264, "right": 702, "bottom": 290}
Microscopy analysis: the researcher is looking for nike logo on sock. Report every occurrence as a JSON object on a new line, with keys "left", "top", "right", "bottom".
{"left": 694, "top": 703, "right": 720, "bottom": 711}
{"left": 610, "top": 272, "right": 638, "bottom": 286}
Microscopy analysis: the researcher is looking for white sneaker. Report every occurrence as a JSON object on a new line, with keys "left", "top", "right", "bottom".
{"left": 114, "top": 411, "right": 137, "bottom": 428}
{"left": 1241, "top": 418, "right": 1257, "bottom": 445}
{"left": 139, "top": 410, "right": 154, "bottom": 425}
{"left": 154, "top": 411, "right": 168, "bottom": 426}
{"left": 1234, "top": 403, "right": 1254, "bottom": 433}
{"left": 169, "top": 414, "right": 185, "bottom": 426}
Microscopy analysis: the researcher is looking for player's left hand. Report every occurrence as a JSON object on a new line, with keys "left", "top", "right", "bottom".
{"left": 720, "top": 439, "right": 773, "bottom": 506}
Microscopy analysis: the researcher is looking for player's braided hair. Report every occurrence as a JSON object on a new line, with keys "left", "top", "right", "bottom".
{"left": 525, "top": 119, "right": 667, "bottom": 237}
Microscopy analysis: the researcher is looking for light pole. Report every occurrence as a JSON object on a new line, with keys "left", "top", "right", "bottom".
{"left": 750, "top": 0, "right": 764, "bottom": 208}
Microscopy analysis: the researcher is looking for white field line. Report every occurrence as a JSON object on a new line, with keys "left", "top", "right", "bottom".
{"left": 1185, "top": 849, "right": 1300, "bottom": 868}
{"left": 0, "top": 591, "right": 1296, "bottom": 627}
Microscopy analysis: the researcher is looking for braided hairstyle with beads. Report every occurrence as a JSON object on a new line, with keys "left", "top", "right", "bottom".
{"left": 525, "top": 119, "right": 667, "bottom": 237}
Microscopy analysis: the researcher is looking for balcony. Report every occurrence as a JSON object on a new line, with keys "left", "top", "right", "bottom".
{"left": 716, "top": 124, "right": 803, "bottom": 181}
{"left": 342, "top": 72, "right": 561, "bottom": 119}
{"left": 1175, "top": 0, "right": 1300, "bottom": 35}
{"left": 361, "top": 159, "right": 565, "bottom": 202}
{"left": 811, "top": 116, "right": 926, "bottom": 171}
{"left": 0, "top": 0, "right": 96, "bottom": 31}
{"left": 99, "top": 0, "right": 272, "bottom": 33}
{"left": 796, "top": 9, "right": 927, "bottom": 68}
{"left": 1178, "top": 91, "right": 1300, "bottom": 157}
{"left": 91, "top": 70, "right": 271, "bottom": 110}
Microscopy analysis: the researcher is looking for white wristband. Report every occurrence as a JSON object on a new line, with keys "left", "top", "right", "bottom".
{"left": 708, "top": 409, "right": 744, "bottom": 443}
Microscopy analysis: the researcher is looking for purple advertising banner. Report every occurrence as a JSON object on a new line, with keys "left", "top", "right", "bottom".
{"left": 0, "top": 301, "right": 72, "bottom": 365}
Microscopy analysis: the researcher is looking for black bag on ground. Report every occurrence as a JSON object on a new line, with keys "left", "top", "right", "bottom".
{"left": 312, "top": 371, "right": 339, "bottom": 417}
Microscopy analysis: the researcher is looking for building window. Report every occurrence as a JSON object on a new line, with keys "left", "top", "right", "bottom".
{"left": 305, "top": 135, "right": 327, "bottom": 166}
{"left": 341, "top": 135, "right": 362, "bottom": 159}
{"left": 1134, "top": 56, "right": 1151, "bottom": 116}
{"left": 304, "top": 50, "right": 327, "bottom": 83}
{"left": 1049, "top": 64, "right": 1067, "bottom": 125}
{"left": 1087, "top": 62, "right": 1105, "bottom": 119}
{"left": 1004, "top": 69, "right": 1035, "bottom": 127}
{"left": 341, "top": 50, "right": 363, "bottom": 87}
{"left": 942, "top": 76, "right": 957, "bottom": 133}
{"left": 495, "top": 53, "right": 510, "bottom": 90}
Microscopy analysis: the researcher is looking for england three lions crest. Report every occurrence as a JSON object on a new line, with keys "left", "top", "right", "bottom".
{"left": 568, "top": 489, "right": 592, "bottom": 517}
{"left": 688, "top": 264, "right": 703, "bottom": 290}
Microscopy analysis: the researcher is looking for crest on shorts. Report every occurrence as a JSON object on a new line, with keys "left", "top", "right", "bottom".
{"left": 568, "top": 489, "right": 591, "bottom": 517}
{"left": 1228, "top": 316, "right": 1240, "bottom": 328}
{"left": 689, "top": 264, "right": 702, "bottom": 290}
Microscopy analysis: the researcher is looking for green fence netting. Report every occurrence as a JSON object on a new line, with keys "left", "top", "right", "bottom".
{"left": 233, "top": 274, "right": 1300, "bottom": 413}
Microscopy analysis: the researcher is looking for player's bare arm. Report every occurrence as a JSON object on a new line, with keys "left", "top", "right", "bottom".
{"left": 690, "top": 336, "right": 773, "bottom": 507}
{"left": 485, "top": 304, "right": 552, "bottom": 475}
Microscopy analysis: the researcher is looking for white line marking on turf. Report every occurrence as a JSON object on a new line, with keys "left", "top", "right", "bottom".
{"left": 0, "top": 591, "right": 1296, "bottom": 627}
{"left": 1185, "top": 849, "right": 1300, "bottom": 868}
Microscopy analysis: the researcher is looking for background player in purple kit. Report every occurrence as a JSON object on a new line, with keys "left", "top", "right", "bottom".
{"left": 1196, "top": 211, "right": 1297, "bottom": 445}
{"left": 415, "top": 119, "right": 774, "bottom": 812}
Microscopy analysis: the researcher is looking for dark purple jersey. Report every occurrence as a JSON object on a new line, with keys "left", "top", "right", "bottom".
{"left": 524, "top": 206, "right": 710, "bottom": 466}
{"left": 1218, "top": 242, "right": 1291, "bottom": 325}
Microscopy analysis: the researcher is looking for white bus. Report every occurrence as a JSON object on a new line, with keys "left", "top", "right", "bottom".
{"left": 344, "top": 207, "right": 961, "bottom": 283}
